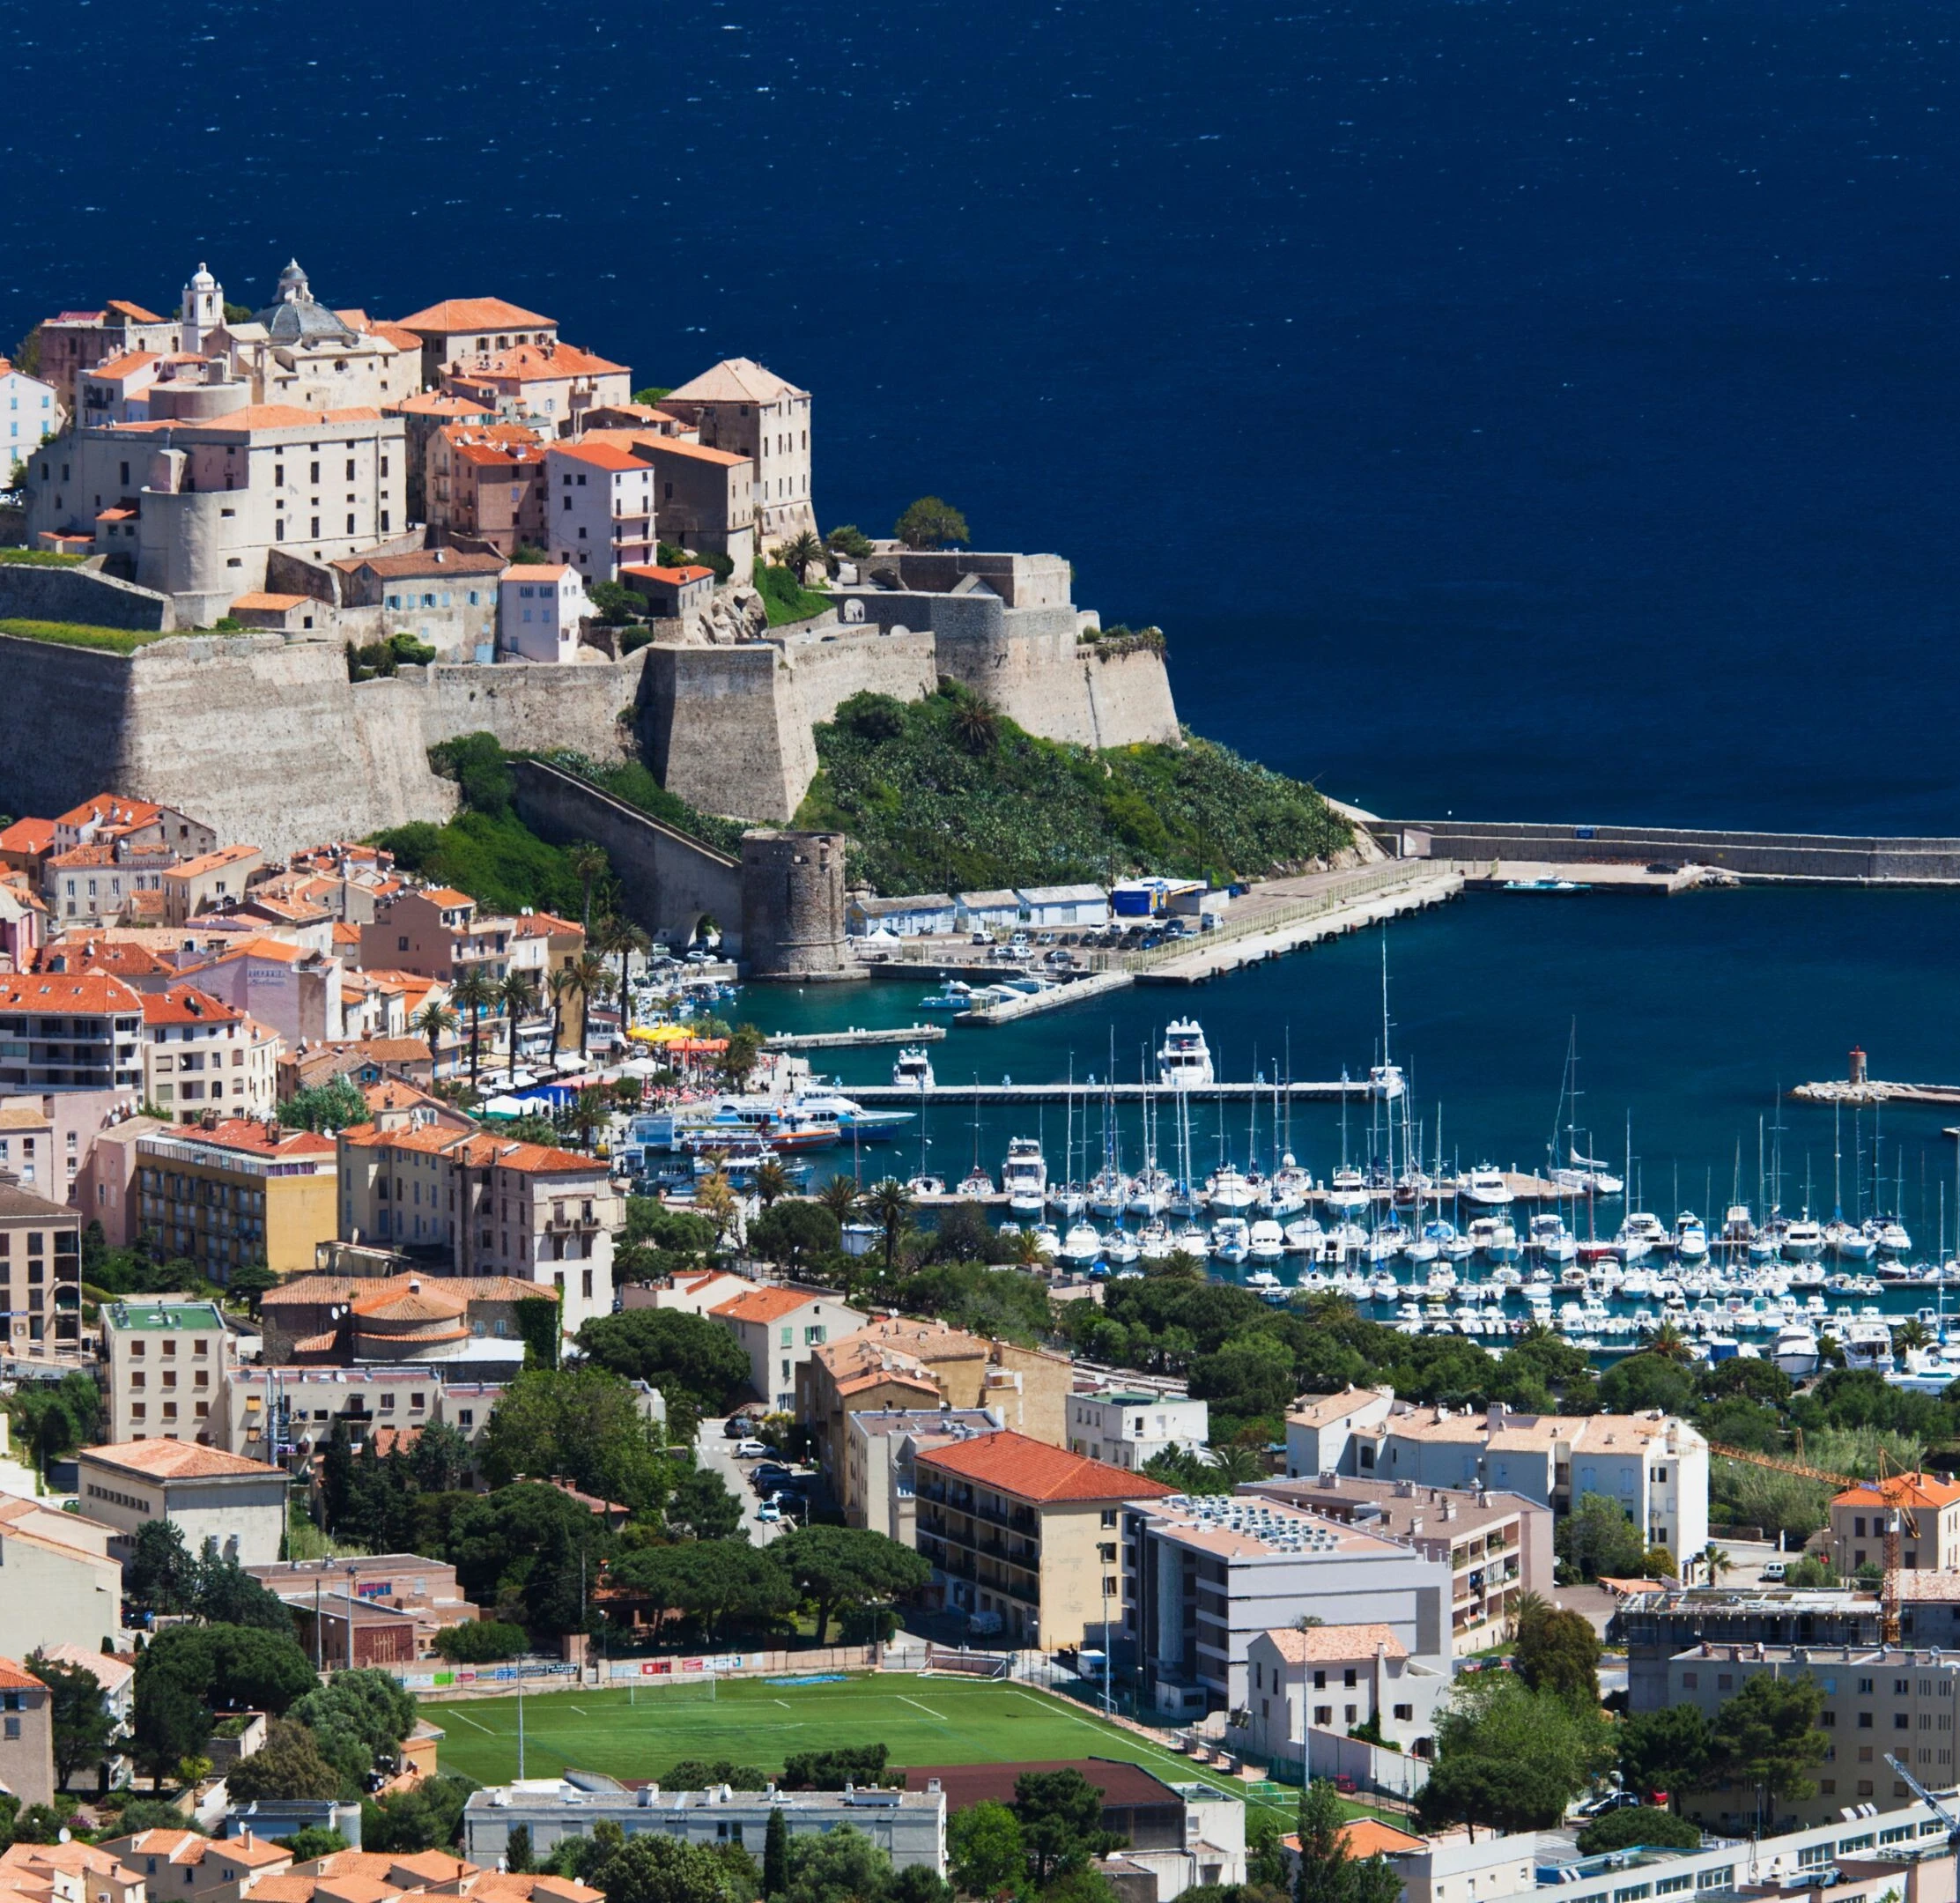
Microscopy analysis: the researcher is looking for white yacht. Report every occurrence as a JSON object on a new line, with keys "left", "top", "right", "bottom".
{"left": 1872, "top": 1218, "right": 1912, "bottom": 1258}
{"left": 1028, "top": 1221, "right": 1061, "bottom": 1258}
{"left": 1617, "top": 1211, "right": 1668, "bottom": 1260}
{"left": 1527, "top": 1212, "right": 1578, "bottom": 1264}
{"left": 1285, "top": 1215, "right": 1327, "bottom": 1254}
{"left": 1060, "top": 1221, "right": 1105, "bottom": 1267}
{"left": 1002, "top": 1137, "right": 1048, "bottom": 1215}
{"left": 1840, "top": 1316, "right": 1895, "bottom": 1372}
{"left": 1325, "top": 1167, "right": 1372, "bottom": 1216}
{"left": 1463, "top": 1166, "right": 1513, "bottom": 1208}
{"left": 1781, "top": 1213, "right": 1826, "bottom": 1262}
{"left": 1211, "top": 1216, "right": 1251, "bottom": 1263}
{"left": 1048, "top": 1180, "right": 1087, "bottom": 1220}
{"left": 1248, "top": 1218, "right": 1286, "bottom": 1263}
{"left": 1137, "top": 1218, "right": 1174, "bottom": 1261}
{"left": 1268, "top": 1155, "right": 1313, "bottom": 1217}
{"left": 958, "top": 1165, "right": 995, "bottom": 1197}
{"left": 1209, "top": 1164, "right": 1260, "bottom": 1215}
{"left": 1771, "top": 1322, "right": 1820, "bottom": 1379}
{"left": 1103, "top": 1229, "right": 1142, "bottom": 1268}
{"left": 1086, "top": 1167, "right": 1129, "bottom": 1220}
{"left": 1172, "top": 1219, "right": 1211, "bottom": 1258}
{"left": 1673, "top": 1212, "right": 1710, "bottom": 1263}
{"left": 891, "top": 1047, "right": 936, "bottom": 1092}
{"left": 1126, "top": 1166, "right": 1172, "bottom": 1218}
{"left": 1157, "top": 1019, "right": 1215, "bottom": 1090}
{"left": 1889, "top": 1347, "right": 1960, "bottom": 1396}
{"left": 1468, "top": 1215, "right": 1520, "bottom": 1262}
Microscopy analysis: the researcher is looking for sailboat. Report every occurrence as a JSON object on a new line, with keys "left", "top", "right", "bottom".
{"left": 958, "top": 1084, "right": 994, "bottom": 1197}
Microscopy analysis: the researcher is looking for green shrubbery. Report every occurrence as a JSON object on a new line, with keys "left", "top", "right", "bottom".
{"left": 754, "top": 562, "right": 832, "bottom": 626}
{"left": 0, "top": 549, "right": 85, "bottom": 566}
{"left": 0, "top": 618, "right": 174, "bottom": 653}
{"left": 347, "top": 632, "right": 438, "bottom": 680}
{"left": 795, "top": 683, "right": 1350, "bottom": 892}
{"left": 537, "top": 752, "right": 747, "bottom": 855}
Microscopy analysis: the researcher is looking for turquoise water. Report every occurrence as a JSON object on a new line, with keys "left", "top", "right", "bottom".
{"left": 746, "top": 885, "right": 1960, "bottom": 1244}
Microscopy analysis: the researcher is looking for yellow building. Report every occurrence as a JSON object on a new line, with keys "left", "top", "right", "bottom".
{"left": 912, "top": 1429, "right": 1174, "bottom": 1650}
{"left": 134, "top": 1118, "right": 337, "bottom": 1286}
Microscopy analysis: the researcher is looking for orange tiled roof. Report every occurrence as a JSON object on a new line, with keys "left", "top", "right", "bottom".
{"left": 141, "top": 983, "right": 242, "bottom": 1027}
{"left": 88, "top": 351, "right": 159, "bottom": 381}
{"left": 455, "top": 1133, "right": 608, "bottom": 1175}
{"left": 0, "top": 1658, "right": 44, "bottom": 1692}
{"left": 81, "top": 1440, "right": 282, "bottom": 1480}
{"left": 106, "top": 300, "right": 166, "bottom": 324}
{"left": 183, "top": 1119, "right": 336, "bottom": 1160}
{"left": 550, "top": 441, "right": 647, "bottom": 473}
{"left": 1832, "top": 1470, "right": 1960, "bottom": 1511}
{"left": 915, "top": 1430, "right": 1176, "bottom": 1504}
{"left": 450, "top": 342, "right": 626, "bottom": 382}
{"left": 0, "top": 973, "right": 143, "bottom": 1012}
{"left": 711, "top": 1285, "right": 833, "bottom": 1326}
{"left": 0, "top": 819, "right": 55, "bottom": 855}
{"left": 1261, "top": 1622, "right": 1408, "bottom": 1663}
{"left": 55, "top": 793, "right": 163, "bottom": 830}
{"left": 621, "top": 563, "right": 714, "bottom": 586}
{"left": 397, "top": 298, "right": 556, "bottom": 333}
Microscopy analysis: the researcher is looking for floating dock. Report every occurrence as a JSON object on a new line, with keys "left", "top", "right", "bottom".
{"left": 853, "top": 1079, "right": 1399, "bottom": 1105}
{"left": 765, "top": 1023, "right": 946, "bottom": 1051}
{"left": 956, "top": 970, "right": 1134, "bottom": 1024}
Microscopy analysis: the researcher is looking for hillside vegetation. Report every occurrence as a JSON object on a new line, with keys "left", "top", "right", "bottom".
{"left": 795, "top": 684, "right": 1350, "bottom": 894}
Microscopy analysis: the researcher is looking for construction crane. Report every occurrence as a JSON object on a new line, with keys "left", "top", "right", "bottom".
{"left": 1883, "top": 1752, "right": 1960, "bottom": 1851}
{"left": 1708, "top": 1441, "right": 1919, "bottom": 1642}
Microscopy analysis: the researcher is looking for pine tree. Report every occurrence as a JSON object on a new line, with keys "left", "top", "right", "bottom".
{"left": 763, "top": 1806, "right": 788, "bottom": 1898}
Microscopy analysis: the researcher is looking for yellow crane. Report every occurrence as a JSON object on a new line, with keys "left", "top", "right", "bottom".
{"left": 1708, "top": 1440, "right": 1919, "bottom": 1642}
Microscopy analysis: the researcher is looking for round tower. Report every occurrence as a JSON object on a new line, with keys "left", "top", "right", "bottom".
{"left": 738, "top": 830, "right": 862, "bottom": 981}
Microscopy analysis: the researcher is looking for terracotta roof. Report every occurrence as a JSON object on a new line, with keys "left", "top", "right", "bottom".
{"left": 455, "top": 1133, "right": 609, "bottom": 1175}
{"left": 142, "top": 983, "right": 242, "bottom": 1026}
{"left": 178, "top": 1119, "right": 336, "bottom": 1161}
{"left": 1260, "top": 1622, "right": 1408, "bottom": 1663}
{"left": 449, "top": 342, "right": 626, "bottom": 382}
{"left": 665, "top": 358, "right": 809, "bottom": 405}
{"left": 106, "top": 300, "right": 166, "bottom": 324}
{"left": 418, "top": 887, "right": 476, "bottom": 907}
{"left": 169, "top": 843, "right": 263, "bottom": 876}
{"left": 56, "top": 793, "right": 164, "bottom": 830}
{"left": 916, "top": 1431, "right": 1176, "bottom": 1504}
{"left": 0, "top": 819, "right": 55, "bottom": 855}
{"left": 36, "top": 937, "right": 170, "bottom": 977}
{"left": 621, "top": 563, "right": 714, "bottom": 586}
{"left": 0, "top": 1658, "right": 44, "bottom": 1692}
{"left": 351, "top": 1285, "right": 467, "bottom": 1323}
{"left": 331, "top": 551, "right": 505, "bottom": 579}
{"left": 396, "top": 298, "right": 557, "bottom": 333}
{"left": 263, "top": 1271, "right": 550, "bottom": 1310}
{"left": 1336, "top": 1819, "right": 1426, "bottom": 1859}
{"left": 550, "top": 441, "right": 648, "bottom": 473}
{"left": 35, "top": 1641, "right": 134, "bottom": 1695}
{"left": 0, "top": 973, "right": 143, "bottom": 1012}
{"left": 628, "top": 435, "right": 748, "bottom": 467}
{"left": 392, "top": 391, "right": 494, "bottom": 417}
{"left": 1833, "top": 1471, "right": 1960, "bottom": 1511}
{"left": 500, "top": 565, "right": 575, "bottom": 583}
{"left": 226, "top": 592, "right": 311, "bottom": 613}
{"left": 712, "top": 1285, "right": 836, "bottom": 1326}
{"left": 81, "top": 1439, "right": 283, "bottom": 1480}
{"left": 88, "top": 351, "right": 159, "bottom": 381}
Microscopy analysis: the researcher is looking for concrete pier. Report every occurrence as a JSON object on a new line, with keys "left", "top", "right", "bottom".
{"left": 764, "top": 1023, "right": 946, "bottom": 1051}
{"left": 956, "top": 969, "right": 1134, "bottom": 1024}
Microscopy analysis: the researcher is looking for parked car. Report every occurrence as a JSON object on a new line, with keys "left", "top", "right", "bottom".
{"left": 756, "top": 1500, "right": 783, "bottom": 1522}
{"left": 734, "top": 1438, "right": 772, "bottom": 1459}
{"left": 751, "top": 1462, "right": 795, "bottom": 1492}
{"left": 1760, "top": 1559, "right": 1787, "bottom": 1582}
{"left": 1575, "top": 1790, "right": 1639, "bottom": 1819}
{"left": 722, "top": 1418, "right": 752, "bottom": 1440}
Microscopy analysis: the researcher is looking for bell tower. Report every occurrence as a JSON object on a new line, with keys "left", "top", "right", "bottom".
{"left": 181, "top": 261, "right": 223, "bottom": 353}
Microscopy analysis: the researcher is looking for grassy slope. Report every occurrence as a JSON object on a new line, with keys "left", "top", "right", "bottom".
{"left": 0, "top": 618, "right": 174, "bottom": 654}
{"left": 754, "top": 563, "right": 832, "bottom": 627}
{"left": 431, "top": 1675, "right": 1303, "bottom": 1818}
{"left": 795, "top": 687, "right": 1351, "bottom": 894}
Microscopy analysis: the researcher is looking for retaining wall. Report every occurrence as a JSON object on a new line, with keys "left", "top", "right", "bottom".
{"left": 0, "top": 559, "right": 174, "bottom": 630}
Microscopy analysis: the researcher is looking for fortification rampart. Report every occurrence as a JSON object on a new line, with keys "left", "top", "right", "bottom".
{"left": 0, "top": 559, "right": 174, "bottom": 630}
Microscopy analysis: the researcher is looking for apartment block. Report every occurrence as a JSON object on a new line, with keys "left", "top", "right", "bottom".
{"left": 912, "top": 1430, "right": 1175, "bottom": 1651}
{"left": 0, "top": 1498, "right": 122, "bottom": 1658}
{"left": 425, "top": 422, "right": 545, "bottom": 556}
{"left": 1243, "top": 1474, "right": 1551, "bottom": 1651}
{"left": 0, "top": 1660, "right": 54, "bottom": 1807}
{"left": 0, "top": 973, "right": 145, "bottom": 1093}
{"left": 76, "top": 1438, "right": 287, "bottom": 1565}
{"left": 1831, "top": 1472, "right": 1960, "bottom": 1577}
{"left": 0, "top": 1181, "right": 81, "bottom": 1355}
{"left": 1128, "top": 1492, "right": 1453, "bottom": 1714}
{"left": 1068, "top": 1386, "right": 1210, "bottom": 1470}
{"left": 141, "top": 985, "right": 279, "bottom": 1121}
{"left": 544, "top": 441, "right": 655, "bottom": 580}
{"left": 841, "top": 1408, "right": 1002, "bottom": 1543}
{"left": 359, "top": 889, "right": 513, "bottom": 984}
{"left": 100, "top": 1298, "right": 233, "bottom": 1444}
{"left": 217, "top": 1362, "right": 506, "bottom": 1462}
{"left": 1667, "top": 1643, "right": 1960, "bottom": 1832}
{"left": 1242, "top": 1623, "right": 1450, "bottom": 1763}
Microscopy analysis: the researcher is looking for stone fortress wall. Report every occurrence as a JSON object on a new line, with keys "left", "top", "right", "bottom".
{"left": 0, "top": 551, "right": 1180, "bottom": 851}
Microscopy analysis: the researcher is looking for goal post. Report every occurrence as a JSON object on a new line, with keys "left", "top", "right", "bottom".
{"left": 619, "top": 1670, "right": 719, "bottom": 1707}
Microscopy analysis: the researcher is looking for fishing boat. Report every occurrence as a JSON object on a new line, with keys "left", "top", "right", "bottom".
{"left": 1002, "top": 1137, "right": 1048, "bottom": 1215}
{"left": 1157, "top": 1018, "right": 1215, "bottom": 1090}
{"left": 891, "top": 1047, "right": 936, "bottom": 1091}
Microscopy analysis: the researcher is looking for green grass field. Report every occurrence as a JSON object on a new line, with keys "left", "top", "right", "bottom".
{"left": 429, "top": 1675, "right": 1304, "bottom": 1818}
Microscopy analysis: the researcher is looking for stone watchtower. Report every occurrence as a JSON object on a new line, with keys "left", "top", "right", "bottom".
{"left": 738, "top": 830, "right": 862, "bottom": 981}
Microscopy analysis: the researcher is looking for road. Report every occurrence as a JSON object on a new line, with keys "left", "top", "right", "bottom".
{"left": 695, "top": 1416, "right": 818, "bottom": 1546}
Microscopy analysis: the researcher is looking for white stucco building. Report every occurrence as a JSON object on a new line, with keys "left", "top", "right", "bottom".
{"left": 544, "top": 441, "right": 655, "bottom": 580}
{"left": 1, "top": 363, "right": 62, "bottom": 479}
{"left": 498, "top": 563, "right": 587, "bottom": 662}
{"left": 1067, "top": 1386, "right": 1209, "bottom": 1470}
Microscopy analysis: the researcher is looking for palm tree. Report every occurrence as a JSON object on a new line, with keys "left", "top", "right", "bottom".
{"left": 566, "top": 841, "right": 610, "bottom": 935}
{"left": 818, "top": 1176, "right": 862, "bottom": 1225}
{"left": 1701, "top": 1543, "right": 1734, "bottom": 1587}
{"left": 753, "top": 1159, "right": 790, "bottom": 1209}
{"left": 696, "top": 1170, "right": 737, "bottom": 1241}
{"left": 950, "top": 697, "right": 1000, "bottom": 755}
{"left": 567, "top": 952, "right": 612, "bottom": 1058}
{"left": 410, "top": 999, "right": 459, "bottom": 1078}
{"left": 596, "top": 916, "right": 651, "bottom": 1030}
{"left": 566, "top": 1085, "right": 612, "bottom": 1153}
{"left": 449, "top": 968, "right": 497, "bottom": 1092}
{"left": 1894, "top": 1317, "right": 1934, "bottom": 1354}
{"left": 1006, "top": 1225, "right": 1045, "bottom": 1268}
{"left": 777, "top": 529, "right": 824, "bottom": 579}
{"left": 863, "top": 1177, "right": 913, "bottom": 1275}
{"left": 498, "top": 971, "right": 537, "bottom": 1065}
{"left": 1645, "top": 1320, "right": 1694, "bottom": 1364}
{"left": 545, "top": 966, "right": 577, "bottom": 1056}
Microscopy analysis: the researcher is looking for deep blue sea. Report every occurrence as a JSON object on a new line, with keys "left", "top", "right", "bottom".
{"left": 5, "top": 0, "right": 1958, "bottom": 1218}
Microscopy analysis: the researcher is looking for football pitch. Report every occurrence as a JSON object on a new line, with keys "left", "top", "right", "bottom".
{"left": 430, "top": 1675, "right": 1296, "bottom": 1817}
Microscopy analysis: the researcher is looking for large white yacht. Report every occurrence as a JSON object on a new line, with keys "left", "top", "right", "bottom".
{"left": 891, "top": 1047, "right": 936, "bottom": 1092}
{"left": 1462, "top": 1166, "right": 1514, "bottom": 1208}
{"left": 1157, "top": 1019, "right": 1215, "bottom": 1090}
{"left": 1002, "top": 1138, "right": 1048, "bottom": 1215}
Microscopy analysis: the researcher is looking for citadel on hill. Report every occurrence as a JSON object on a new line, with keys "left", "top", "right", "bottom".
{"left": 0, "top": 258, "right": 1180, "bottom": 877}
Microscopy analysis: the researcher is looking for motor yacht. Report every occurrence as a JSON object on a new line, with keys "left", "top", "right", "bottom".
{"left": 1248, "top": 1218, "right": 1287, "bottom": 1263}
{"left": 1527, "top": 1213, "right": 1578, "bottom": 1264}
{"left": 1285, "top": 1215, "right": 1328, "bottom": 1254}
{"left": 1157, "top": 1018, "right": 1216, "bottom": 1090}
{"left": 920, "top": 979, "right": 973, "bottom": 1011}
{"left": 1840, "top": 1316, "right": 1895, "bottom": 1372}
{"left": 1211, "top": 1216, "right": 1251, "bottom": 1263}
{"left": 1781, "top": 1213, "right": 1826, "bottom": 1262}
{"left": 1871, "top": 1218, "right": 1912, "bottom": 1258}
{"left": 1268, "top": 1155, "right": 1313, "bottom": 1216}
{"left": 1028, "top": 1222, "right": 1061, "bottom": 1258}
{"left": 1463, "top": 1166, "right": 1513, "bottom": 1208}
{"left": 1771, "top": 1322, "right": 1821, "bottom": 1378}
{"left": 1245, "top": 1267, "right": 1283, "bottom": 1294}
{"left": 1173, "top": 1219, "right": 1211, "bottom": 1258}
{"left": 1209, "top": 1165, "right": 1260, "bottom": 1215}
{"left": 891, "top": 1047, "right": 936, "bottom": 1092}
{"left": 1103, "top": 1229, "right": 1142, "bottom": 1268}
{"left": 1674, "top": 1212, "right": 1710, "bottom": 1263}
{"left": 1325, "top": 1167, "right": 1371, "bottom": 1216}
{"left": 1060, "top": 1221, "right": 1104, "bottom": 1267}
{"left": 1616, "top": 1212, "right": 1668, "bottom": 1260}
{"left": 1890, "top": 1347, "right": 1960, "bottom": 1396}
{"left": 1002, "top": 1137, "right": 1048, "bottom": 1215}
